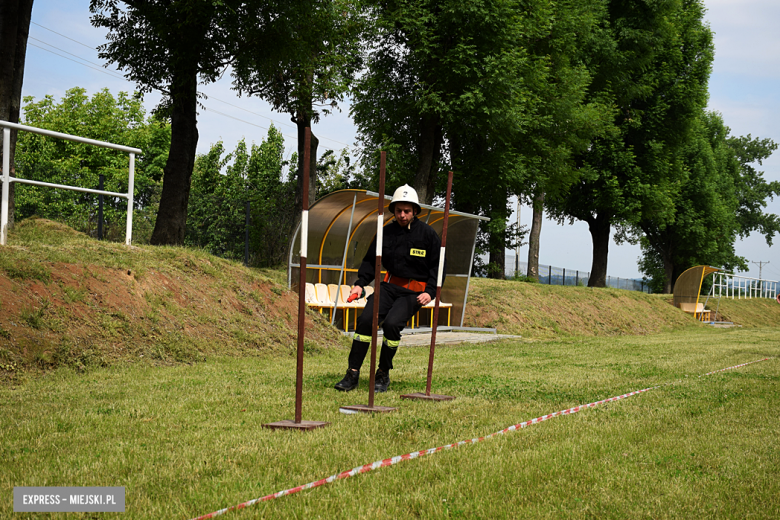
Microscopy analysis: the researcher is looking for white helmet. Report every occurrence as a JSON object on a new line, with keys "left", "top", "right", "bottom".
{"left": 388, "top": 184, "right": 421, "bottom": 214}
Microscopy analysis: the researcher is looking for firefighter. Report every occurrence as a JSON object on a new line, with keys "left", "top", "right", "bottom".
{"left": 334, "top": 184, "right": 444, "bottom": 393}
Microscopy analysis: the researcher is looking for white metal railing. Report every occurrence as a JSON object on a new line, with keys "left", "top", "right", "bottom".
{"left": 1, "top": 120, "right": 142, "bottom": 246}
{"left": 712, "top": 272, "right": 778, "bottom": 300}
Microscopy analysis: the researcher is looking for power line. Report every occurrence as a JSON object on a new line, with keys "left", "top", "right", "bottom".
{"left": 32, "top": 21, "right": 98, "bottom": 51}
{"left": 29, "top": 37, "right": 126, "bottom": 79}
{"left": 29, "top": 23, "right": 353, "bottom": 149}
{"left": 201, "top": 106, "right": 301, "bottom": 143}
{"left": 28, "top": 42, "right": 125, "bottom": 79}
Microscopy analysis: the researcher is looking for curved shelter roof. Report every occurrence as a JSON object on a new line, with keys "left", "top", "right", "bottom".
{"left": 287, "top": 189, "right": 489, "bottom": 329}
{"left": 673, "top": 265, "right": 720, "bottom": 308}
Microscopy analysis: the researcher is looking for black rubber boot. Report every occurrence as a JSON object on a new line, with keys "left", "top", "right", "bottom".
{"left": 374, "top": 369, "right": 390, "bottom": 393}
{"left": 334, "top": 368, "right": 360, "bottom": 391}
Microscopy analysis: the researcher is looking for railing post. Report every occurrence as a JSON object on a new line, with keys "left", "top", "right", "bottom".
{"left": 562, "top": 268, "right": 566, "bottom": 285}
{"left": 125, "top": 153, "right": 135, "bottom": 245}
{"left": 548, "top": 265, "right": 551, "bottom": 284}
{"left": 244, "top": 200, "right": 250, "bottom": 267}
{"left": 1, "top": 127, "right": 9, "bottom": 246}
{"left": 98, "top": 174, "right": 104, "bottom": 240}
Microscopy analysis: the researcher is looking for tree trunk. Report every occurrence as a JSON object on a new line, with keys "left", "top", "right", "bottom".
{"left": 662, "top": 250, "right": 674, "bottom": 294}
{"left": 527, "top": 191, "right": 544, "bottom": 281}
{"left": 294, "top": 111, "right": 317, "bottom": 213}
{"left": 486, "top": 187, "right": 509, "bottom": 280}
{"left": 0, "top": 0, "right": 34, "bottom": 231}
{"left": 150, "top": 68, "right": 199, "bottom": 246}
{"left": 488, "top": 241, "right": 505, "bottom": 279}
{"left": 412, "top": 113, "right": 442, "bottom": 204}
{"left": 586, "top": 212, "right": 610, "bottom": 287}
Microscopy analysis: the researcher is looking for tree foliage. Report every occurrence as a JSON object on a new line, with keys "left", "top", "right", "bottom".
{"left": 186, "top": 125, "right": 297, "bottom": 266}
{"left": 90, "top": 0, "right": 237, "bottom": 245}
{"left": 638, "top": 111, "right": 779, "bottom": 293}
{"left": 231, "top": 0, "right": 366, "bottom": 211}
{"left": 14, "top": 87, "right": 170, "bottom": 242}
{"left": 353, "top": 0, "right": 553, "bottom": 277}
{"left": 546, "top": 0, "right": 714, "bottom": 287}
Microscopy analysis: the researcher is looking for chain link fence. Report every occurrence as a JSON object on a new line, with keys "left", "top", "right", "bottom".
{"left": 504, "top": 256, "right": 651, "bottom": 293}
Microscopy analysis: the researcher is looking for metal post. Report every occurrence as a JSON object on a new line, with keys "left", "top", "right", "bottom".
{"left": 515, "top": 197, "right": 520, "bottom": 277}
{"left": 332, "top": 193, "right": 358, "bottom": 327}
{"left": 402, "top": 171, "right": 455, "bottom": 402}
{"left": 548, "top": 265, "right": 552, "bottom": 285}
{"left": 369, "top": 153, "right": 386, "bottom": 409}
{"left": 98, "top": 174, "right": 104, "bottom": 240}
{"left": 1, "top": 127, "right": 9, "bottom": 246}
{"left": 340, "top": 152, "right": 395, "bottom": 415}
{"left": 460, "top": 220, "right": 479, "bottom": 327}
{"left": 575, "top": 270, "right": 579, "bottom": 286}
{"left": 562, "top": 268, "right": 566, "bottom": 286}
{"left": 264, "top": 127, "right": 328, "bottom": 430}
{"left": 125, "top": 153, "right": 135, "bottom": 245}
{"left": 244, "top": 201, "right": 250, "bottom": 267}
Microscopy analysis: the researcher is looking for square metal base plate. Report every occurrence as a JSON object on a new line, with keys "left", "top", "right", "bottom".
{"left": 339, "top": 404, "right": 397, "bottom": 414}
{"left": 262, "top": 420, "right": 330, "bottom": 431}
{"left": 400, "top": 392, "right": 455, "bottom": 401}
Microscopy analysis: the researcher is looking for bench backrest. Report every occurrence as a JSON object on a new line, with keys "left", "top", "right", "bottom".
{"left": 679, "top": 302, "right": 705, "bottom": 313}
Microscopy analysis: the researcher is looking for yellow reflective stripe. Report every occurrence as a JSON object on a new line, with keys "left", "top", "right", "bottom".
{"left": 353, "top": 333, "right": 372, "bottom": 343}
{"left": 384, "top": 339, "right": 401, "bottom": 348}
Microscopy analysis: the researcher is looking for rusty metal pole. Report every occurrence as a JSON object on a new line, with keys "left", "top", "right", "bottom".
{"left": 368, "top": 153, "right": 386, "bottom": 408}
{"left": 264, "top": 127, "right": 329, "bottom": 430}
{"left": 402, "top": 170, "right": 455, "bottom": 402}
{"left": 339, "top": 151, "right": 395, "bottom": 414}
{"left": 293, "top": 129, "right": 311, "bottom": 423}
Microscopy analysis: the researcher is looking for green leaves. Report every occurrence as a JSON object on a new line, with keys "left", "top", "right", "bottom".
{"left": 637, "top": 111, "right": 779, "bottom": 292}
{"left": 14, "top": 87, "right": 171, "bottom": 243}
{"left": 186, "top": 126, "right": 297, "bottom": 267}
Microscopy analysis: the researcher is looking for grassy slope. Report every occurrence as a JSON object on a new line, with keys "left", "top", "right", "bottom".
{"left": 0, "top": 218, "right": 346, "bottom": 377}
{"left": 463, "top": 278, "right": 697, "bottom": 338}
{"left": 1, "top": 218, "right": 778, "bottom": 378}
{"left": 714, "top": 296, "right": 780, "bottom": 327}
{"left": 464, "top": 278, "right": 780, "bottom": 338}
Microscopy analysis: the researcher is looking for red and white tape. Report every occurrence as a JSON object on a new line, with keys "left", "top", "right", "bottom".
{"left": 190, "top": 357, "right": 771, "bottom": 520}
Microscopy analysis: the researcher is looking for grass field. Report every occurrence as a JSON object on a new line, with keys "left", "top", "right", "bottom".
{"left": 2, "top": 327, "right": 778, "bottom": 519}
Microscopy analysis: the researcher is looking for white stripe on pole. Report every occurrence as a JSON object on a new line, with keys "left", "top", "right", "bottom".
{"left": 376, "top": 211, "right": 383, "bottom": 253}
{"left": 301, "top": 210, "right": 309, "bottom": 258}
{"left": 437, "top": 246, "right": 446, "bottom": 287}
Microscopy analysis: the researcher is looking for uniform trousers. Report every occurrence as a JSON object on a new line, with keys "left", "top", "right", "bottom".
{"left": 348, "top": 282, "right": 423, "bottom": 372}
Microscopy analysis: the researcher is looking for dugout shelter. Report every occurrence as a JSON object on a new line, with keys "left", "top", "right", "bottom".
{"left": 673, "top": 265, "right": 719, "bottom": 321}
{"left": 287, "top": 189, "right": 488, "bottom": 330}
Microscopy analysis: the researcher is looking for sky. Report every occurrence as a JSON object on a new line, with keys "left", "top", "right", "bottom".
{"left": 19, "top": 0, "right": 780, "bottom": 283}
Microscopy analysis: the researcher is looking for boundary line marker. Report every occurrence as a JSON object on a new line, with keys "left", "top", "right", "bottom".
{"left": 190, "top": 357, "right": 771, "bottom": 520}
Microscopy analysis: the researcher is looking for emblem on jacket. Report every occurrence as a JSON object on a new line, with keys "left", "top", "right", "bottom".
{"left": 410, "top": 248, "right": 426, "bottom": 257}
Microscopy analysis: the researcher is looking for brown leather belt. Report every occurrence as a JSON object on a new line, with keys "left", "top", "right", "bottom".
{"left": 384, "top": 272, "right": 426, "bottom": 292}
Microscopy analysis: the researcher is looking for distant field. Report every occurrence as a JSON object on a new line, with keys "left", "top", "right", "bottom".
{"left": 2, "top": 328, "right": 778, "bottom": 519}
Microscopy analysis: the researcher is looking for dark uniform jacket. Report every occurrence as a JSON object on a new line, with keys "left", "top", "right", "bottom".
{"left": 355, "top": 216, "right": 444, "bottom": 299}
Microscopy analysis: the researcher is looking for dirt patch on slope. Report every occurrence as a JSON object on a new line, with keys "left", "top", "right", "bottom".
{"left": 0, "top": 220, "right": 344, "bottom": 377}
